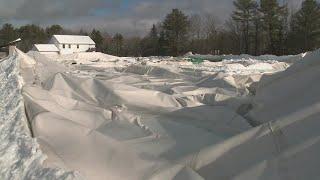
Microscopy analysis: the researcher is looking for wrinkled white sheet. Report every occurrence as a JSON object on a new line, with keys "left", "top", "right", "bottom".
{"left": 13, "top": 48, "right": 320, "bottom": 180}
{"left": 21, "top": 53, "right": 252, "bottom": 179}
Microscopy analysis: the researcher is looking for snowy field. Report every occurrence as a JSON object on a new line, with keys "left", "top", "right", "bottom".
{"left": 1, "top": 48, "right": 319, "bottom": 180}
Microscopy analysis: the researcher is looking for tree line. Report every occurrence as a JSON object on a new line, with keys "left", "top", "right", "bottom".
{"left": 0, "top": 0, "right": 320, "bottom": 56}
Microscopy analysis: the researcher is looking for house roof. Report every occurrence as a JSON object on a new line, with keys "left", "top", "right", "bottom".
{"left": 34, "top": 44, "right": 59, "bottom": 52}
{"left": 52, "top": 35, "right": 95, "bottom": 45}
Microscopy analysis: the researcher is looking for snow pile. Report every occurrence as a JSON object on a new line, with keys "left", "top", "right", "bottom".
{"left": 136, "top": 57, "right": 288, "bottom": 76}
{"left": 39, "top": 51, "right": 291, "bottom": 76}
{"left": 188, "top": 53, "right": 306, "bottom": 64}
{"left": 76, "top": 52, "right": 120, "bottom": 62}
{"left": 0, "top": 51, "right": 77, "bottom": 179}
{"left": 41, "top": 52, "right": 137, "bottom": 68}
{"left": 180, "top": 61, "right": 287, "bottom": 75}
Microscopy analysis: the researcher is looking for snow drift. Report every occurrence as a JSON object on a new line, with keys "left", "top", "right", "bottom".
{"left": 0, "top": 49, "right": 77, "bottom": 179}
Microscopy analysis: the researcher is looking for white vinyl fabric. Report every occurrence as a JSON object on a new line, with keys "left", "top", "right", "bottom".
{"left": 11, "top": 47, "right": 320, "bottom": 179}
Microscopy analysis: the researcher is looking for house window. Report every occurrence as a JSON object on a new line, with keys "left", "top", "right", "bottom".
{"left": 63, "top": 44, "right": 65, "bottom": 49}
{"left": 69, "top": 44, "right": 71, "bottom": 48}
{"left": 77, "top": 44, "right": 79, "bottom": 49}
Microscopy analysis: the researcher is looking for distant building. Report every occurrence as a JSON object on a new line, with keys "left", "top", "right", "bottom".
{"left": 32, "top": 44, "right": 59, "bottom": 55}
{"left": 33, "top": 35, "right": 96, "bottom": 55}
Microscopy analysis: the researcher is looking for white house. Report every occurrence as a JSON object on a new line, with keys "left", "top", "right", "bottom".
{"left": 50, "top": 35, "right": 96, "bottom": 54}
{"left": 33, "top": 35, "right": 96, "bottom": 55}
{"left": 32, "top": 44, "right": 60, "bottom": 55}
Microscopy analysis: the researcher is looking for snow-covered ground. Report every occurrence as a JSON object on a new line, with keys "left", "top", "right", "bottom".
{"left": 1, "top": 48, "right": 319, "bottom": 180}
{"left": 0, "top": 50, "right": 77, "bottom": 180}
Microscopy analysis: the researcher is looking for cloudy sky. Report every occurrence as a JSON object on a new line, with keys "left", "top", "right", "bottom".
{"left": 0, "top": 0, "right": 304, "bottom": 36}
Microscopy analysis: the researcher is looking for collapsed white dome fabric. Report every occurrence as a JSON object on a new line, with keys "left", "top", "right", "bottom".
{"left": 22, "top": 69, "right": 251, "bottom": 179}
{"left": 5, "top": 47, "right": 320, "bottom": 180}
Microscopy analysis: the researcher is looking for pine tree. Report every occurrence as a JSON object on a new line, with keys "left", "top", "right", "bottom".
{"left": 232, "top": 0, "right": 258, "bottom": 54}
{"left": 45, "top": 25, "right": 63, "bottom": 37}
{"left": 0, "top": 24, "right": 17, "bottom": 45}
{"left": 148, "top": 24, "right": 159, "bottom": 55}
{"left": 252, "top": 6, "right": 262, "bottom": 55}
{"left": 113, "top": 33, "right": 123, "bottom": 56}
{"left": 18, "top": 24, "right": 48, "bottom": 52}
{"left": 90, "top": 29, "right": 104, "bottom": 52}
{"left": 260, "top": 0, "right": 287, "bottom": 54}
{"left": 291, "top": 0, "right": 320, "bottom": 51}
{"left": 79, "top": 29, "right": 89, "bottom": 36}
{"left": 158, "top": 31, "right": 168, "bottom": 56}
{"left": 162, "top": 9, "right": 190, "bottom": 56}
{"left": 141, "top": 24, "right": 159, "bottom": 56}
{"left": 150, "top": 25, "right": 158, "bottom": 40}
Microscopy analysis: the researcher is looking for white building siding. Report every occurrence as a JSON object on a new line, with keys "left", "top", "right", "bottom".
{"left": 58, "top": 44, "right": 94, "bottom": 54}
{"left": 48, "top": 35, "right": 96, "bottom": 54}
{"left": 34, "top": 35, "right": 96, "bottom": 54}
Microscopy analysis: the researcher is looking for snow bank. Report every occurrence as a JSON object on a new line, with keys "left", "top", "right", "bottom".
{"left": 36, "top": 51, "right": 291, "bottom": 76}
{"left": 0, "top": 50, "right": 77, "bottom": 180}
{"left": 38, "top": 51, "right": 137, "bottom": 68}
{"left": 188, "top": 53, "right": 306, "bottom": 64}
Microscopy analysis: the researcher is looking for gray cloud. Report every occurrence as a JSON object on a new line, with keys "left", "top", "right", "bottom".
{"left": 18, "top": 0, "right": 119, "bottom": 20}
{"left": 0, "top": 0, "right": 307, "bottom": 36}
{"left": 0, "top": 0, "right": 120, "bottom": 20}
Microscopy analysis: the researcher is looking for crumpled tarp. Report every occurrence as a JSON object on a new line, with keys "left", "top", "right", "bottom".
{"left": 15, "top": 47, "right": 320, "bottom": 180}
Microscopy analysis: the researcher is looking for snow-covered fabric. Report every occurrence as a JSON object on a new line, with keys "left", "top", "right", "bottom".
{"left": 4, "top": 47, "right": 320, "bottom": 180}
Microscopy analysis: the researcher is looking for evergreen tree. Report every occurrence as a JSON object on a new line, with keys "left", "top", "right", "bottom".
{"left": 291, "top": 0, "right": 320, "bottom": 51}
{"left": 90, "top": 29, "right": 104, "bottom": 52}
{"left": 141, "top": 24, "right": 159, "bottom": 56}
{"left": 17, "top": 24, "right": 47, "bottom": 52}
{"left": 45, "top": 25, "right": 63, "bottom": 37}
{"left": 252, "top": 6, "right": 263, "bottom": 55}
{"left": 149, "top": 24, "right": 159, "bottom": 42}
{"left": 232, "top": 0, "right": 258, "bottom": 54}
{"left": 79, "top": 29, "right": 89, "bottom": 36}
{"left": 158, "top": 31, "right": 168, "bottom": 56}
{"left": 122, "top": 37, "right": 142, "bottom": 57}
{"left": 162, "top": 9, "right": 190, "bottom": 56}
{"left": 113, "top": 33, "right": 124, "bottom": 56}
{"left": 0, "top": 24, "right": 17, "bottom": 45}
{"left": 260, "top": 0, "right": 287, "bottom": 54}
